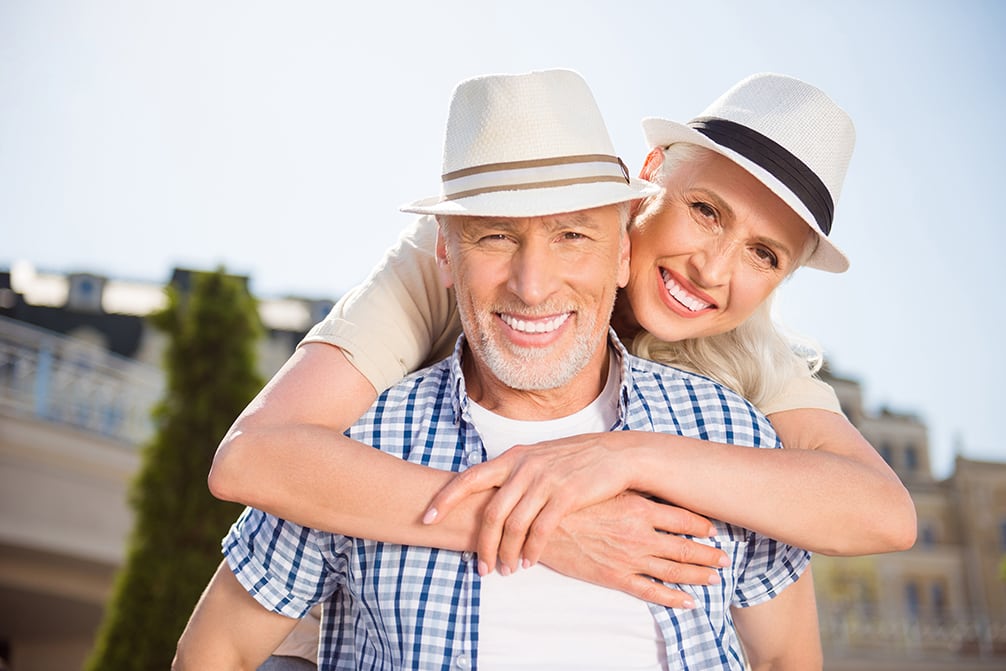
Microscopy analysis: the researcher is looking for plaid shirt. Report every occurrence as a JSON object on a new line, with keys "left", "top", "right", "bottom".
{"left": 224, "top": 333, "right": 810, "bottom": 670}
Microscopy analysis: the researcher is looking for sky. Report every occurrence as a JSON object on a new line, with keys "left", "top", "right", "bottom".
{"left": 2, "top": 0, "right": 1003, "bottom": 478}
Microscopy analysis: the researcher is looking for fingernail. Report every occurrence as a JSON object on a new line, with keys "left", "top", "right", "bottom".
{"left": 478, "top": 561, "right": 489, "bottom": 576}
{"left": 682, "top": 598, "right": 696, "bottom": 610}
{"left": 521, "top": 557, "right": 531, "bottom": 570}
{"left": 706, "top": 525, "right": 717, "bottom": 537}
{"left": 422, "top": 508, "right": 438, "bottom": 524}
{"left": 718, "top": 555, "right": 730, "bottom": 568}
{"left": 707, "top": 572, "right": 721, "bottom": 585}
{"left": 500, "top": 564, "right": 512, "bottom": 577}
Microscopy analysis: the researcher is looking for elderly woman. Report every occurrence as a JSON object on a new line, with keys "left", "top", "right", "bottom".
{"left": 209, "top": 73, "right": 915, "bottom": 614}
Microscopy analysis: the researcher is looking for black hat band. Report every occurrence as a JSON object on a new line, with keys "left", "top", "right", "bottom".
{"left": 689, "top": 117, "right": 834, "bottom": 236}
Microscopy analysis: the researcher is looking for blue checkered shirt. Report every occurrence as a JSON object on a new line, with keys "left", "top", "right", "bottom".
{"left": 224, "top": 333, "right": 810, "bottom": 670}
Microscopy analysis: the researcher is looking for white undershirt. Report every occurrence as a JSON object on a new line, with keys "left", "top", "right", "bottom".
{"left": 467, "top": 358, "right": 666, "bottom": 670}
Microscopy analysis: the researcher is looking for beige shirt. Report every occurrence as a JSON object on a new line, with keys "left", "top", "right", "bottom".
{"left": 302, "top": 215, "right": 841, "bottom": 416}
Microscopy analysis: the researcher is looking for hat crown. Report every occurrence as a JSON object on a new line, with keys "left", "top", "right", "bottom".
{"left": 402, "top": 69, "right": 659, "bottom": 218}
{"left": 700, "top": 73, "right": 856, "bottom": 204}
{"left": 440, "top": 69, "right": 618, "bottom": 173}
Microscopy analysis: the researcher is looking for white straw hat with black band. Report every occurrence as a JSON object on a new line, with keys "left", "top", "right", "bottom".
{"left": 402, "top": 69, "right": 659, "bottom": 218}
{"left": 642, "top": 73, "right": 855, "bottom": 273}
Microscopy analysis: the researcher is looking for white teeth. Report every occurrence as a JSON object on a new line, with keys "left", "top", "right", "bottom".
{"left": 661, "top": 269, "right": 711, "bottom": 312}
{"left": 500, "top": 312, "right": 570, "bottom": 334}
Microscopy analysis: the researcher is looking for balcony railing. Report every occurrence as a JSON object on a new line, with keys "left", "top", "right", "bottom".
{"left": 0, "top": 315, "right": 162, "bottom": 445}
{"left": 819, "top": 607, "right": 1006, "bottom": 659}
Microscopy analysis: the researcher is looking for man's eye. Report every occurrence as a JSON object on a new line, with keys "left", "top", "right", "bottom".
{"left": 479, "top": 233, "right": 509, "bottom": 243}
{"left": 561, "top": 231, "right": 586, "bottom": 240}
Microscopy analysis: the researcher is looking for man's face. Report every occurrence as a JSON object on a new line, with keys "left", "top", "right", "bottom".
{"left": 437, "top": 204, "right": 629, "bottom": 398}
{"left": 624, "top": 149, "right": 812, "bottom": 342}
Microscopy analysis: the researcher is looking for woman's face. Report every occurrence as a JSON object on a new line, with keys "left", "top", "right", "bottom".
{"left": 623, "top": 149, "right": 813, "bottom": 342}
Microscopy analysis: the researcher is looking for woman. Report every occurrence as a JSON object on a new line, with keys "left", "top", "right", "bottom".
{"left": 209, "top": 73, "right": 916, "bottom": 610}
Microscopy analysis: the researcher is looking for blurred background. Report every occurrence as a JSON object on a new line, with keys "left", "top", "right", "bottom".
{"left": 1, "top": 1, "right": 1004, "bottom": 669}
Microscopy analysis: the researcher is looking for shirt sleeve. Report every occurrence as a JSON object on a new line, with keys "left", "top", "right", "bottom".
{"left": 757, "top": 374, "right": 843, "bottom": 417}
{"left": 299, "top": 215, "right": 462, "bottom": 394}
{"left": 223, "top": 507, "right": 347, "bottom": 619}
{"left": 732, "top": 537, "right": 811, "bottom": 608}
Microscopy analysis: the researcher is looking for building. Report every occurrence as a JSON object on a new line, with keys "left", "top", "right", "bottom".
{"left": 813, "top": 373, "right": 1006, "bottom": 668}
{"left": 0, "top": 264, "right": 1004, "bottom": 670}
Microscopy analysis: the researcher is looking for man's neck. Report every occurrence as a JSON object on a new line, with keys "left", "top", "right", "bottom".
{"left": 461, "top": 345, "right": 612, "bottom": 421}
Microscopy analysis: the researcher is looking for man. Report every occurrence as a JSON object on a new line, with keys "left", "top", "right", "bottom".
{"left": 174, "top": 69, "right": 820, "bottom": 670}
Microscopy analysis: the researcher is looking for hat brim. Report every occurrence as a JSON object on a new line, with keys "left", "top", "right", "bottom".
{"left": 401, "top": 177, "right": 659, "bottom": 218}
{"left": 642, "top": 117, "right": 849, "bottom": 273}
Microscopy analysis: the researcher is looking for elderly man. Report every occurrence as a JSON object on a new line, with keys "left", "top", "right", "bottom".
{"left": 174, "top": 69, "right": 819, "bottom": 670}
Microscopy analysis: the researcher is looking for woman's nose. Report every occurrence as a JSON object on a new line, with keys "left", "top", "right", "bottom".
{"left": 689, "top": 239, "right": 738, "bottom": 288}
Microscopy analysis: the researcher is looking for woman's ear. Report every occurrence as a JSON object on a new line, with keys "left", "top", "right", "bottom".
{"left": 639, "top": 146, "right": 665, "bottom": 182}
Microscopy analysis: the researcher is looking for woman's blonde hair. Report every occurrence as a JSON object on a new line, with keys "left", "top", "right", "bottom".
{"left": 629, "top": 143, "right": 823, "bottom": 407}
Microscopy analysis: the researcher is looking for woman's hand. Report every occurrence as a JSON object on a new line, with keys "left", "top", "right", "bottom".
{"left": 423, "top": 431, "right": 704, "bottom": 573}
{"left": 539, "top": 492, "right": 728, "bottom": 609}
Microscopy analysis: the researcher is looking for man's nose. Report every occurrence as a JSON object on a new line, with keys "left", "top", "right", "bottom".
{"left": 507, "top": 239, "right": 560, "bottom": 306}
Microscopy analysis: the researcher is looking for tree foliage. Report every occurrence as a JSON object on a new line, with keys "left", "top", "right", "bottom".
{"left": 85, "top": 269, "right": 263, "bottom": 670}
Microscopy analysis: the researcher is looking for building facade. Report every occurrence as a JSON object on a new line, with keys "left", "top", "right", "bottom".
{"left": 813, "top": 374, "right": 1006, "bottom": 667}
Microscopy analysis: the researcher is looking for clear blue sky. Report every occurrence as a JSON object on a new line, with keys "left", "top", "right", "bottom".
{"left": 2, "top": 0, "right": 1003, "bottom": 477}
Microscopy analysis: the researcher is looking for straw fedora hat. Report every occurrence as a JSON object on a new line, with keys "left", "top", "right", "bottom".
{"left": 402, "top": 69, "right": 659, "bottom": 217}
{"left": 642, "top": 73, "right": 856, "bottom": 273}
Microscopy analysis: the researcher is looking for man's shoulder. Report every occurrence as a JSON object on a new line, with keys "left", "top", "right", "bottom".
{"left": 352, "top": 357, "right": 456, "bottom": 432}
{"left": 623, "top": 352, "right": 749, "bottom": 404}
{"left": 621, "top": 352, "right": 776, "bottom": 445}
{"left": 381, "top": 358, "right": 454, "bottom": 399}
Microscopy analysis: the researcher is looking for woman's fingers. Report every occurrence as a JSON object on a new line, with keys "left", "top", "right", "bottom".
{"left": 423, "top": 458, "right": 511, "bottom": 524}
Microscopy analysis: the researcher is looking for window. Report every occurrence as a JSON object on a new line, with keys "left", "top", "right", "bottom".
{"left": 904, "top": 445, "right": 918, "bottom": 471}
{"left": 930, "top": 581, "right": 947, "bottom": 622}
{"left": 919, "top": 524, "right": 937, "bottom": 548}
{"left": 905, "top": 581, "right": 920, "bottom": 620}
{"left": 878, "top": 441, "right": 893, "bottom": 465}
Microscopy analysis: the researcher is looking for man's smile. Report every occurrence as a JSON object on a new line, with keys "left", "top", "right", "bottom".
{"left": 499, "top": 312, "right": 571, "bottom": 335}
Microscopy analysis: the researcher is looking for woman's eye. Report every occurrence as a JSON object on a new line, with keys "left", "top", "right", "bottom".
{"left": 690, "top": 201, "right": 718, "bottom": 222}
{"left": 753, "top": 246, "right": 780, "bottom": 268}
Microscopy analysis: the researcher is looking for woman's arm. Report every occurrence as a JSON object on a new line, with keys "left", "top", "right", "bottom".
{"left": 638, "top": 407, "right": 916, "bottom": 556}
{"left": 425, "top": 407, "right": 917, "bottom": 571}
{"left": 209, "top": 342, "right": 479, "bottom": 550}
{"left": 208, "top": 343, "right": 726, "bottom": 607}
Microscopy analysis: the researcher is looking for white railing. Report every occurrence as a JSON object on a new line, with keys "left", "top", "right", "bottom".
{"left": 0, "top": 316, "right": 163, "bottom": 445}
{"left": 819, "top": 608, "right": 1006, "bottom": 659}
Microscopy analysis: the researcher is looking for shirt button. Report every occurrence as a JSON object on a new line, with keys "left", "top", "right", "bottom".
{"left": 454, "top": 653, "right": 471, "bottom": 669}
{"left": 466, "top": 449, "right": 482, "bottom": 464}
{"left": 461, "top": 551, "right": 474, "bottom": 562}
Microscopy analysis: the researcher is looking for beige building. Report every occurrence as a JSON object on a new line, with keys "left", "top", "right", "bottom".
{"left": 1, "top": 265, "right": 1004, "bottom": 669}
{"left": 813, "top": 374, "right": 1006, "bottom": 667}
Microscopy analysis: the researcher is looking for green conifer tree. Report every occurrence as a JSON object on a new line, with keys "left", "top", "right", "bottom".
{"left": 85, "top": 268, "right": 263, "bottom": 670}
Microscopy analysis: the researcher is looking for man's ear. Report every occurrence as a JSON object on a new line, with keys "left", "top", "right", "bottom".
{"left": 617, "top": 229, "right": 631, "bottom": 289}
{"left": 435, "top": 222, "right": 455, "bottom": 289}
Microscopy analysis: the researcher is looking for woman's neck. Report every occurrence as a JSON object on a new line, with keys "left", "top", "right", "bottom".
{"left": 610, "top": 289, "right": 642, "bottom": 342}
